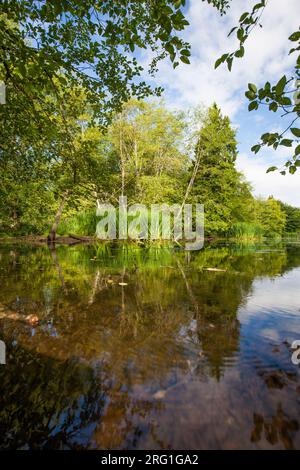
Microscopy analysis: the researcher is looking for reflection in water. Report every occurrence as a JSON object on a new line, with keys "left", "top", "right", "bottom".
{"left": 0, "top": 242, "right": 300, "bottom": 449}
{"left": 251, "top": 405, "right": 299, "bottom": 450}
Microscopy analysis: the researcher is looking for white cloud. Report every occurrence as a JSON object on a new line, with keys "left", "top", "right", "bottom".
{"left": 254, "top": 115, "right": 264, "bottom": 123}
{"left": 155, "top": 0, "right": 299, "bottom": 117}
{"left": 237, "top": 152, "right": 300, "bottom": 207}
{"left": 149, "top": 0, "right": 300, "bottom": 206}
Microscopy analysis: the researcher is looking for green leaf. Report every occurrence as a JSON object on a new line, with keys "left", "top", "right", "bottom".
{"left": 215, "top": 53, "right": 228, "bottom": 69}
{"left": 289, "top": 31, "right": 300, "bottom": 42}
{"left": 258, "top": 89, "right": 266, "bottom": 100}
{"left": 235, "top": 46, "right": 245, "bottom": 58}
{"left": 248, "top": 101, "right": 258, "bottom": 111}
{"left": 264, "top": 82, "right": 271, "bottom": 92}
{"left": 228, "top": 27, "right": 237, "bottom": 37}
{"left": 227, "top": 57, "right": 233, "bottom": 71}
{"left": 18, "top": 62, "right": 26, "bottom": 77}
{"left": 237, "top": 28, "right": 244, "bottom": 41}
{"left": 248, "top": 83, "right": 257, "bottom": 93}
{"left": 275, "top": 75, "right": 286, "bottom": 95}
{"left": 266, "top": 166, "right": 277, "bottom": 173}
{"left": 289, "top": 165, "right": 297, "bottom": 174}
{"left": 165, "top": 43, "right": 174, "bottom": 54}
{"left": 251, "top": 144, "right": 261, "bottom": 154}
{"left": 253, "top": 2, "right": 265, "bottom": 12}
{"left": 245, "top": 90, "right": 256, "bottom": 100}
{"left": 281, "top": 96, "right": 292, "bottom": 106}
{"left": 280, "top": 139, "right": 293, "bottom": 147}
{"left": 269, "top": 102, "right": 278, "bottom": 112}
{"left": 239, "top": 12, "right": 249, "bottom": 22}
{"left": 291, "top": 128, "right": 300, "bottom": 137}
{"left": 180, "top": 55, "right": 190, "bottom": 64}
{"left": 180, "top": 49, "right": 191, "bottom": 56}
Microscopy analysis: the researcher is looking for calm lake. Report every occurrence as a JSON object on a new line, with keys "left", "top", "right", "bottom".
{"left": 0, "top": 241, "right": 300, "bottom": 450}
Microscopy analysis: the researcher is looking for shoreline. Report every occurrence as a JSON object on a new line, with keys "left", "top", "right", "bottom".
{"left": 0, "top": 235, "right": 96, "bottom": 246}
{"left": 0, "top": 234, "right": 298, "bottom": 247}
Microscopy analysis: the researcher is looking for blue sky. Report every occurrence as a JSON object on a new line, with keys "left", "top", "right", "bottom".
{"left": 142, "top": 0, "right": 300, "bottom": 206}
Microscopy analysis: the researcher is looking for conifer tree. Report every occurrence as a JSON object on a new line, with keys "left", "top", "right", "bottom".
{"left": 191, "top": 104, "right": 253, "bottom": 235}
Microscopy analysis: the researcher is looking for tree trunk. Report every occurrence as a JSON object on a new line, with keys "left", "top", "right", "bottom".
{"left": 49, "top": 244, "right": 67, "bottom": 292}
{"left": 47, "top": 190, "right": 69, "bottom": 244}
{"left": 119, "top": 126, "right": 125, "bottom": 197}
{"left": 175, "top": 148, "right": 202, "bottom": 229}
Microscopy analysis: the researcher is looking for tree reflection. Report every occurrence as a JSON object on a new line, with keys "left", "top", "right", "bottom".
{"left": 0, "top": 343, "right": 161, "bottom": 449}
{"left": 0, "top": 242, "right": 299, "bottom": 448}
{"left": 251, "top": 406, "right": 299, "bottom": 450}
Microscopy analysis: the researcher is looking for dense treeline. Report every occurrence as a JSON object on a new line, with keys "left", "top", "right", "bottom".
{"left": 1, "top": 2, "right": 299, "bottom": 241}
{"left": 0, "top": 94, "right": 299, "bottom": 239}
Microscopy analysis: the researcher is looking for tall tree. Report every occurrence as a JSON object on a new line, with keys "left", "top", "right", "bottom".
{"left": 108, "top": 100, "right": 188, "bottom": 204}
{"left": 279, "top": 201, "right": 300, "bottom": 233}
{"left": 255, "top": 197, "right": 286, "bottom": 236}
{"left": 191, "top": 104, "right": 253, "bottom": 234}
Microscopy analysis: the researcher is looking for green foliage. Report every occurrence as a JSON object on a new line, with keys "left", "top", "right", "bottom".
{"left": 204, "top": 0, "right": 230, "bottom": 14}
{"left": 58, "top": 210, "right": 99, "bottom": 237}
{"left": 137, "top": 175, "right": 185, "bottom": 205}
{"left": 255, "top": 197, "right": 286, "bottom": 237}
{"left": 279, "top": 202, "right": 300, "bottom": 233}
{"left": 0, "top": 1, "right": 191, "bottom": 127}
{"left": 215, "top": 2, "right": 300, "bottom": 171}
{"left": 0, "top": 98, "right": 188, "bottom": 235}
{"left": 0, "top": 92, "right": 295, "bottom": 240}
{"left": 0, "top": 152, "right": 58, "bottom": 235}
{"left": 228, "top": 222, "right": 264, "bottom": 239}
{"left": 105, "top": 99, "right": 188, "bottom": 204}
{"left": 1, "top": 0, "right": 299, "bottom": 183}
{"left": 191, "top": 104, "right": 254, "bottom": 235}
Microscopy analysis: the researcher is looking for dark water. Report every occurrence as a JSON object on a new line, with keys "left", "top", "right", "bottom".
{"left": 0, "top": 241, "right": 300, "bottom": 450}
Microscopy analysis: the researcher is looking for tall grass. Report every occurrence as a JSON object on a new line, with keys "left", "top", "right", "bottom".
{"left": 58, "top": 206, "right": 185, "bottom": 245}
{"left": 58, "top": 207, "right": 161, "bottom": 239}
{"left": 58, "top": 210, "right": 268, "bottom": 243}
{"left": 58, "top": 210, "right": 98, "bottom": 236}
{"left": 228, "top": 222, "right": 264, "bottom": 240}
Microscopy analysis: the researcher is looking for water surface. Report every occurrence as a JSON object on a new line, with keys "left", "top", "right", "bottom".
{"left": 0, "top": 242, "right": 300, "bottom": 449}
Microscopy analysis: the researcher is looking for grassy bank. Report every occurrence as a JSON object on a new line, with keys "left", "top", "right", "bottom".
{"left": 1, "top": 210, "right": 299, "bottom": 243}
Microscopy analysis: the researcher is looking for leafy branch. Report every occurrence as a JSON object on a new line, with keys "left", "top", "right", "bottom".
{"left": 215, "top": 0, "right": 300, "bottom": 173}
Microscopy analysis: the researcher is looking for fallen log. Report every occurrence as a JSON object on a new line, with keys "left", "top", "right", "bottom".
{"left": 68, "top": 233, "right": 86, "bottom": 241}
